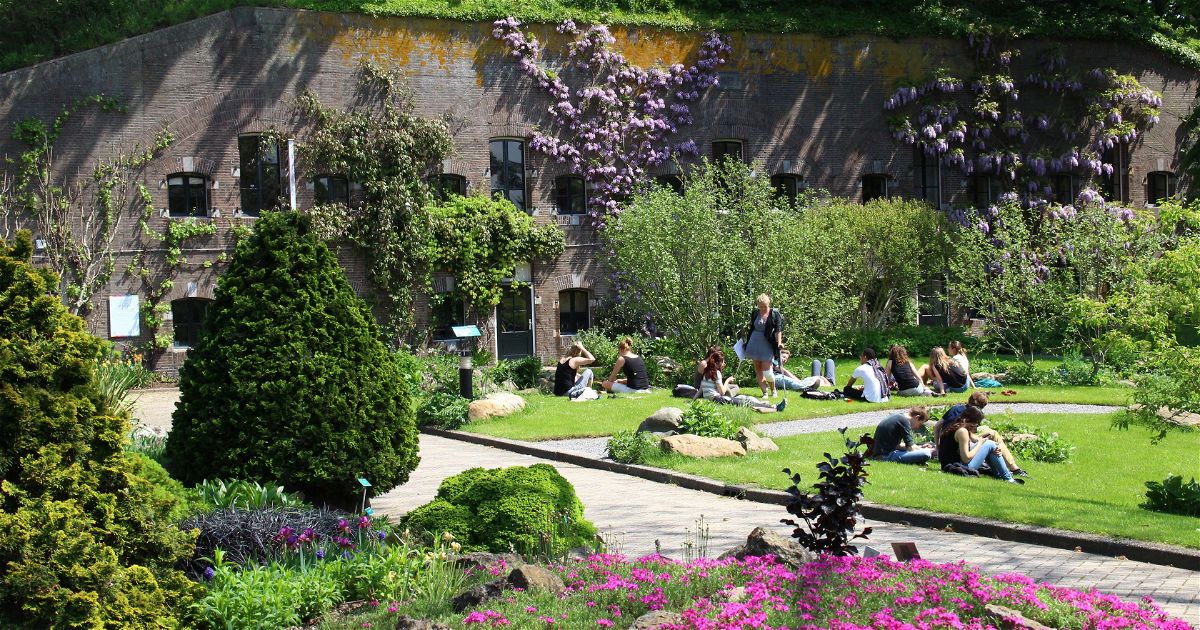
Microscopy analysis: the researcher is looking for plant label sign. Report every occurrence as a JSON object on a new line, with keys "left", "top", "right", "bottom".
{"left": 891, "top": 542, "right": 921, "bottom": 562}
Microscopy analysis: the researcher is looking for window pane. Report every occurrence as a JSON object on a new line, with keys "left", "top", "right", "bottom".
{"left": 188, "top": 178, "right": 208, "bottom": 216}
{"left": 172, "top": 298, "right": 211, "bottom": 348}
{"left": 863, "top": 175, "right": 888, "bottom": 203}
{"left": 713, "top": 141, "right": 743, "bottom": 162}
{"left": 559, "top": 290, "right": 589, "bottom": 334}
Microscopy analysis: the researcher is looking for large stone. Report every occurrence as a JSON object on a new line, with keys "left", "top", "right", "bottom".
{"left": 736, "top": 427, "right": 779, "bottom": 453}
{"left": 453, "top": 552, "right": 523, "bottom": 576}
{"left": 628, "top": 610, "right": 684, "bottom": 629}
{"left": 450, "top": 578, "right": 508, "bottom": 612}
{"left": 1005, "top": 432, "right": 1039, "bottom": 444}
{"left": 467, "top": 392, "right": 526, "bottom": 421}
{"left": 507, "top": 565, "right": 566, "bottom": 594}
{"left": 719, "top": 527, "right": 816, "bottom": 569}
{"left": 394, "top": 616, "right": 453, "bottom": 630}
{"left": 660, "top": 434, "right": 746, "bottom": 458}
{"left": 984, "top": 604, "right": 1055, "bottom": 630}
{"left": 638, "top": 407, "right": 684, "bottom": 434}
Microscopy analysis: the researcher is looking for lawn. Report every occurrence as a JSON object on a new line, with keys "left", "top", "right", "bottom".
{"left": 643, "top": 413, "right": 1200, "bottom": 549}
{"left": 463, "top": 383, "right": 1131, "bottom": 441}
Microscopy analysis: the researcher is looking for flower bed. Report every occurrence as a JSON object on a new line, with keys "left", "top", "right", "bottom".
{"left": 445, "top": 553, "right": 1190, "bottom": 629}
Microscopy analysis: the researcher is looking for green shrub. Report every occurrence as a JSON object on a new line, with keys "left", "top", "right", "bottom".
{"left": 192, "top": 479, "right": 307, "bottom": 511}
{"left": 401, "top": 464, "right": 596, "bottom": 557}
{"left": 606, "top": 430, "right": 658, "bottom": 464}
{"left": 984, "top": 420, "right": 1076, "bottom": 463}
{"left": 0, "top": 231, "right": 195, "bottom": 627}
{"left": 488, "top": 355, "right": 544, "bottom": 390}
{"left": 127, "top": 427, "right": 169, "bottom": 465}
{"left": 679, "top": 400, "right": 739, "bottom": 441}
{"left": 129, "top": 451, "right": 202, "bottom": 521}
{"left": 420, "top": 351, "right": 461, "bottom": 394}
{"left": 417, "top": 391, "right": 471, "bottom": 429}
{"left": 165, "top": 212, "right": 419, "bottom": 508}
{"left": 94, "top": 351, "right": 154, "bottom": 416}
{"left": 1142, "top": 474, "right": 1200, "bottom": 516}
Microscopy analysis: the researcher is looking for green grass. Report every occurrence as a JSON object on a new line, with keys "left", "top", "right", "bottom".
{"left": 463, "top": 361, "right": 1132, "bottom": 441}
{"left": 643, "top": 413, "right": 1200, "bottom": 549}
{"left": 3, "top": 0, "right": 1197, "bottom": 72}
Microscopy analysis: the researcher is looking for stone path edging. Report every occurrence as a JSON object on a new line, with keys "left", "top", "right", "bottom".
{"left": 421, "top": 426, "right": 1200, "bottom": 571}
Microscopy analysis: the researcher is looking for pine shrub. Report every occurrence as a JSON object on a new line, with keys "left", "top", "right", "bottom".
{"left": 164, "top": 212, "right": 419, "bottom": 508}
{"left": 0, "top": 231, "right": 195, "bottom": 627}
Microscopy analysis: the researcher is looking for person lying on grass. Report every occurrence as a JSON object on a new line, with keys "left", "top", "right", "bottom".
{"left": 934, "top": 392, "right": 1029, "bottom": 477}
{"left": 937, "top": 406, "right": 1024, "bottom": 484}
{"left": 601, "top": 337, "right": 652, "bottom": 394}
{"left": 871, "top": 406, "right": 933, "bottom": 464}
{"left": 771, "top": 349, "right": 831, "bottom": 392}
{"left": 699, "top": 350, "right": 787, "bottom": 413}
{"left": 554, "top": 341, "right": 596, "bottom": 398}
{"left": 843, "top": 348, "right": 890, "bottom": 403}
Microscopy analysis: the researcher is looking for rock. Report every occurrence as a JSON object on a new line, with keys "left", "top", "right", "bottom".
{"left": 450, "top": 579, "right": 508, "bottom": 612}
{"left": 467, "top": 392, "right": 526, "bottom": 421}
{"left": 660, "top": 434, "right": 746, "bottom": 458}
{"left": 453, "top": 552, "right": 523, "bottom": 576}
{"left": 1006, "top": 432, "right": 1039, "bottom": 443}
{"left": 500, "top": 379, "right": 518, "bottom": 391}
{"left": 736, "top": 427, "right": 779, "bottom": 453}
{"left": 984, "top": 604, "right": 1055, "bottom": 630}
{"left": 507, "top": 565, "right": 565, "bottom": 594}
{"left": 726, "top": 586, "right": 749, "bottom": 603}
{"left": 394, "top": 616, "right": 453, "bottom": 630}
{"left": 654, "top": 355, "right": 679, "bottom": 373}
{"left": 719, "top": 527, "right": 816, "bottom": 569}
{"left": 628, "top": 610, "right": 684, "bottom": 629}
{"left": 638, "top": 407, "right": 684, "bottom": 434}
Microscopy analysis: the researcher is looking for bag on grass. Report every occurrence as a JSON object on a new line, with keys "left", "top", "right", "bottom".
{"left": 673, "top": 384, "right": 699, "bottom": 399}
{"left": 801, "top": 390, "right": 838, "bottom": 401}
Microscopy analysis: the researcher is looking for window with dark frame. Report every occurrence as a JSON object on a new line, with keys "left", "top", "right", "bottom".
{"left": 971, "top": 175, "right": 999, "bottom": 208}
{"left": 1146, "top": 171, "right": 1177, "bottom": 205}
{"left": 167, "top": 173, "right": 208, "bottom": 218}
{"left": 490, "top": 139, "right": 526, "bottom": 212}
{"left": 431, "top": 294, "right": 466, "bottom": 341}
{"left": 712, "top": 140, "right": 744, "bottom": 163}
{"left": 171, "top": 298, "right": 212, "bottom": 349}
{"left": 434, "top": 174, "right": 468, "bottom": 201}
{"left": 314, "top": 175, "right": 349, "bottom": 205}
{"left": 1053, "top": 173, "right": 1077, "bottom": 205}
{"left": 238, "top": 134, "right": 281, "bottom": 216}
{"left": 915, "top": 147, "right": 941, "bottom": 207}
{"left": 555, "top": 176, "right": 587, "bottom": 215}
{"left": 1101, "top": 143, "right": 1128, "bottom": 203}
{"left": 770, "top": 174, "right": 803, "bottom": 206}
{"left": 655, "top": 175, "right": 684, "bottom": 194}
{"left": 559, "top": 289, "right": 590, "bottom": 335}
{"left": 862, "top": 174, "right": 890, "bottom": 203}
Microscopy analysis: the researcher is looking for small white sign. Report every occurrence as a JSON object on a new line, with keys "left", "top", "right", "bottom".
{"left": 109, "top": 294, "right": 140, "bottom": 338}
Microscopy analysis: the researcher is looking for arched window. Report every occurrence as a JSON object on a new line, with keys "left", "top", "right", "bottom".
{"left": 490, "top": 139, "right": 526, "bottom": 212}
{"left": 238, "top": 134, "right": 281, "bottom": 216}
{"left": 1146, "top": 171, "right": 1177, "bottom": 205}
{"left": 434, "top": 174, "right": 467, "bottom": 201}
{"left": 555, "top": 176, "right": 586, "bottom": 215}
{"left": 712, "top": 140, "right": 744, "bottom": 163}
{"left": 314, "top": 175, "right": 349, "bottom": 205}
{"left": 171, "top": 298, "right": 212, "bottom": 348}
{"left": 559, "top": 289, "right": 590, "bottom": 335}
{"left": 770, "top": 174, "right": 804, "bottom": 206}
{"left": 862, "top": 174, "right": 891, "bottom": 203}
{"left": 655, "top": 175, "right": 684, "bottom": 195}
{"left": 167, "top": 173, "right": 208, "bottom": 217}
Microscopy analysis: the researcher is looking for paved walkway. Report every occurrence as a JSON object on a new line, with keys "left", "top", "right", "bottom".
{"left": 130, "top": 389, "right": 1199, "bottom": 623}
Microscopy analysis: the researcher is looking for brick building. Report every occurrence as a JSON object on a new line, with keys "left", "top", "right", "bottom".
{"left": 0, "top": 7, "right": 1195, "bottom": 371}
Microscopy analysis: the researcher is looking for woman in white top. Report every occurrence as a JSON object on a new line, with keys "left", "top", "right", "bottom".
{"left": 948, "top": 340, "right": 975, "bottom": 389}
{"left": 700, "top": 351, "right": 786, "bottom": 413}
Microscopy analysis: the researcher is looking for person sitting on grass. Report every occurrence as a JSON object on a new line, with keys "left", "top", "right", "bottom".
{"left": 772, "top": 349, "right": 831, "bottom": 392}
{"left": 699, "top": 350, "right": 787, "bottom": 413}
{"left": 601, "top": 337, "right": 652, "bottom": 394}
{"left": 553, "top": 341, "right": 596, "bottom": 399}
{"left": 935, "top": 392, "right": 1029, "bottom": 477}
{"left": 925, "top": 346, "right": 969, "bottom": 394}
{"left": 694, "top": 344, "right": 723, "bottom": 390}
{"left": 843, "top": 348, "right": 890, "bottom": 403}
{"left": 885, "top": 344, "right": 932, "bottom": 397}
{"left": 937, "top": 406, "right": 1024, "bottom": 484}
{"left": 872, "top": 406, "right": 933, "bottom": 464}
{"left": 948, "top": 340, "right": 976, "bottom": 389}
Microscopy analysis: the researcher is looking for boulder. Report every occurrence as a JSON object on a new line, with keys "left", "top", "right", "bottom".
{"left": 719, "top": 527, "right": 816, "bottom": 569}
{"left": 984, "top": 604, "right": 1055, "bottom": 630}
{"left": 660, "top": 434, "right": 746, "bottom": 458}
{"left": 736, "top": 427, "right": 779, "bottom": 453}
{"left": 1005, "top": 432, "right": 1039, "bottom": 444}
{"left": 453, "top": 552, "right": 523, "bottom": 576}
{"left": 507, "top": 565, "right": 566, "bottom": 594}
{"left": 638, "top": 407, "right": 684, "bottom": 434}
{"left": 468, "top": 392, "right": 526, "bottom": 421}
{"left": 394, "top": 616, "right": 453, "bottom": 630}
{"left": 450, "top": 579, "right": 508, "bottom": 612}
{"left": 628, "top": 610, "right": 684, "bottom": 629}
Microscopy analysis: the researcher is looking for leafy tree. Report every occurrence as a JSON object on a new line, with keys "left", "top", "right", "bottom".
{"left": 0, "top": 231, "right": 194, "bottom": 627}
{"left": 164, "top": 211, "right": 419, "bottom": 508}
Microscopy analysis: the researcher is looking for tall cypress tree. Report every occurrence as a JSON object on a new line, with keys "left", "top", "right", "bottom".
{"left": 165, "top": 212, "right": 418, "bottom": 506}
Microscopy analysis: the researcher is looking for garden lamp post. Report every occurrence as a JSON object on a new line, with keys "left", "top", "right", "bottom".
{"left": 453, "top": 325, "right": 482, "bottom": 399}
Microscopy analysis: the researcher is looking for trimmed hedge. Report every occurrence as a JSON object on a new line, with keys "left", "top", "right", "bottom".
{"left": 0, "top": 231, "right": 195, "bottom": 627}
{"left": 165, "top": 212, "right": 419, "bottom": 508}
{"left": 402, "top": 464, "right": 596, "bottom": 555}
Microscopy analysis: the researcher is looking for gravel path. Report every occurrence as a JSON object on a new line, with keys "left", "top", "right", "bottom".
{"left": 534, "top": 403, "right": 1122, "bottom": 459}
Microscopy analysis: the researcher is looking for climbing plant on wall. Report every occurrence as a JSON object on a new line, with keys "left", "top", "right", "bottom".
{"left": 493, "top": 18, "right": 730, "bottom": 228}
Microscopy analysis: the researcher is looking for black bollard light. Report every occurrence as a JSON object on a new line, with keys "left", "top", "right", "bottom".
{"left": 452, "top": 325, "right": 482, "bottom": 399}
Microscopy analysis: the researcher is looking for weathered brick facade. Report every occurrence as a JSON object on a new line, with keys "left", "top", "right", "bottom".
{"left": 0, "top": 7, "right": 1195, "bottom": 371}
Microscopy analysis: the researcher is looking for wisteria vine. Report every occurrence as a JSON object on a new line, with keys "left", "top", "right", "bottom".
{"left": 493, "top": 18, "right": 730, "bottom": 228}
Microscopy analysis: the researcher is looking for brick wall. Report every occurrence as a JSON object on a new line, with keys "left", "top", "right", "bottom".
{"left": 1, "top": 7, "right": 1196, "bottom": 369}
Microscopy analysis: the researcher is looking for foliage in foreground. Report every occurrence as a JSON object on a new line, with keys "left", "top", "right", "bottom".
{"left": 0, "top": 232, "right": 195, "bottom": 627}
{"left": 165, "top": 212, "right": 419, "bottom": 508}
{"left": 606, "top": 429, "right": 658, "bottom": 464}
{"left": 783, "top": 429, "right": 874, "bottom": 557}
{"left": 401, "top": 464, "right": 597, "bottom": 556}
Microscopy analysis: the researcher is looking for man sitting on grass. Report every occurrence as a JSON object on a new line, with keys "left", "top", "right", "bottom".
{"left": 843, "top": 348, "right": 890, "bottom": 403}
{"left": 872, "top": 406, "right": 933, "bottom": 464}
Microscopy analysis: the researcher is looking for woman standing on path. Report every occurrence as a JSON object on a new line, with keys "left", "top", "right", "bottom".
{"left": 743, "top": 294, "right": 783, "bottom": 398}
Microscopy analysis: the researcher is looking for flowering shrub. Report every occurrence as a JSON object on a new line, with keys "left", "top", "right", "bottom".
{"left": 493, "top": 18, "right": 729, "bottom": 225}
{"left": 449, "top": 553, "right": 1190, "bottom": 629}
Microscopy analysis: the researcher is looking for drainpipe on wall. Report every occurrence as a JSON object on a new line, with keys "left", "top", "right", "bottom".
{"left": 288, "top": 139, "right": 297, "bottom": 211}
